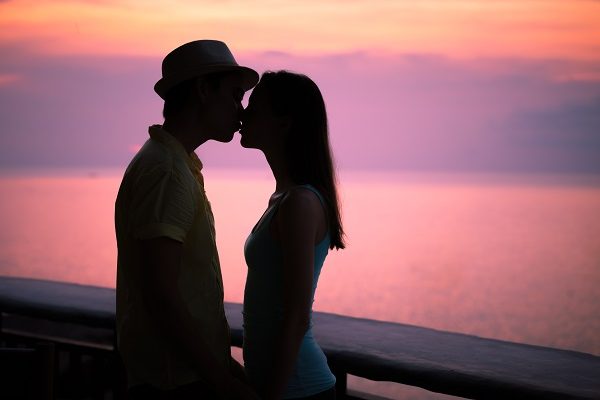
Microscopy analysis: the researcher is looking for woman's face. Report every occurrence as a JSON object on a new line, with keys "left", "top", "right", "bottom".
{"left": 239, "top": 83, "right": 285, "bottom": 151}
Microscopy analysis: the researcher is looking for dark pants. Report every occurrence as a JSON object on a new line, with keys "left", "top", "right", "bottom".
{"left": 292, "top": 387, "right": 336, "bottom": 400}
{"left": 127, "top": 381, "right": 217, "bottom": 400}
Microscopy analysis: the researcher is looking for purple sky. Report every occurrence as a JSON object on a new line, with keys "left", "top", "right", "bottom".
{"left": 1, "top": 47, "right": 599, "bottom": 174}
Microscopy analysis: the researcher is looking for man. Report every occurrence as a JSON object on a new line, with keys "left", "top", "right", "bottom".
{"left": 115, "top": 40, "right": 259, "bottom": 399}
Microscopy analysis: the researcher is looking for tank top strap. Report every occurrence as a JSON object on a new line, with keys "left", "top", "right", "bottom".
{"left": 252, "top": 185, "right": 327, "bottom": 235}
{"left": 298, "top": 184, "right": 327, "bottom": 210}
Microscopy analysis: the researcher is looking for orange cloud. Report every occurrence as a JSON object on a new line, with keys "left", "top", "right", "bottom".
{"left": 128, "top": 144, "right": 142, "bottom": 154}
{"left": 0, "top": 0, "right": 599, "bottom": 60}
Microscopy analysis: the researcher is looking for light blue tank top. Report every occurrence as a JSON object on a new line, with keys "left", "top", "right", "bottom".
{"left": 243, "top": 184, "right": 336, "bottom": 398}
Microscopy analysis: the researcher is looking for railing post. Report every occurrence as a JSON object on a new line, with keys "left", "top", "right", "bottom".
{"left": 330, "top": 362, "right": 347, "bottom": 398}
{"left": 112, "top": 329, "right": 128, "bottom": 399}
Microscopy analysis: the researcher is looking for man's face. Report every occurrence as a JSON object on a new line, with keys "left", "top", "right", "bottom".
{"left": 200, "top": 73, "right": 245, "bottom": 143}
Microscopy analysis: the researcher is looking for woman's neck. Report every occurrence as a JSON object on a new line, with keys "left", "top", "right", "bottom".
{"left": 264, "top": 149, "right": 295, "bottom": 193}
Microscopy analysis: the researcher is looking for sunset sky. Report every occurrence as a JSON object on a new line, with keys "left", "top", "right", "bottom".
{"left": 1, "top": 0, "right": 599, "bottom": 173}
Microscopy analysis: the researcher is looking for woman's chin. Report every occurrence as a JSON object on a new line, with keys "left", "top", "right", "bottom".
{"left": 239, "top": 137, "right": 254, "bottom": 149}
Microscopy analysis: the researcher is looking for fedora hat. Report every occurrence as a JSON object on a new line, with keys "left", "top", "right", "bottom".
{"left": 154, "top": 40, "right": 259, "bottom": 99}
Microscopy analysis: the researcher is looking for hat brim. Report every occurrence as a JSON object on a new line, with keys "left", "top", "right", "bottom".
{"left": 154, "top": 64, "right": 259, "bottom": 99}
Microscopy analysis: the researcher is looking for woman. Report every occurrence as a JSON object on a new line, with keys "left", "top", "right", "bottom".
{"left": 240, "top": 71, "right": 345, "bottom": 400}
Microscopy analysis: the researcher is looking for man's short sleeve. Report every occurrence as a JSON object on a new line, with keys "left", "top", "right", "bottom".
{"left": 129, "top": 168, "right": 197, "bottom": 242}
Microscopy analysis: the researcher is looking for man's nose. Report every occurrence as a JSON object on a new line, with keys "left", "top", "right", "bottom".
{"left": 240, "top": 107, "right": 248, "bottom": 123}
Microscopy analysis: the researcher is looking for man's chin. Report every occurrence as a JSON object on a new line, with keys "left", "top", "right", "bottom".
{"left": 215, "top": 131, "right": 236, "bottom": 143}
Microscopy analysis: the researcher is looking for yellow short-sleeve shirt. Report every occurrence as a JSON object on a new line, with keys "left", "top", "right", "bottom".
{"left": 115, "top": 125, "right": 230, "bottom": 389}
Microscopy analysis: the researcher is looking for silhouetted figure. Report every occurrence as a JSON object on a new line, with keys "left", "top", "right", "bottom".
{"left": 240, "top": 71, "right": 345, "bottom": 400}
{"left": 115, "top": 40, "right": 260, "bottom": 400}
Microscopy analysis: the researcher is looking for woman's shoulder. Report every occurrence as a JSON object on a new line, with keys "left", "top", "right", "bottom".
{"left": 281, "top": 185, "right": 322, "bottom": 209}
{"left": 277, "top": 185, "right": 326, "bottom": 225}
{"left": 273, "top": 185, "right": 328, "bottom": 243}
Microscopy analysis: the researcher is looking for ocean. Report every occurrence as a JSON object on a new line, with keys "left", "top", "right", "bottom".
{"left": 1, "top": 168, "right": 599, "bottom": 399}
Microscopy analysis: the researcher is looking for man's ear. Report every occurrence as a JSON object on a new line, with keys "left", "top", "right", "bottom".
{"left": 195, "top": 77, "right": 211, "bottom": 104}
{"left": 279, "top": 116, "right": 292, "bottom": 133}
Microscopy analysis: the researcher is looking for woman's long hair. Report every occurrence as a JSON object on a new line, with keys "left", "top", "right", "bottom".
{"left": 260, "top": 71, "right": 345, "bottom": 250}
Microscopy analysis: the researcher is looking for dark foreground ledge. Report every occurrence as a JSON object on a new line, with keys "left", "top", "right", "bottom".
{"left": 1, "top": 276, "right": 599, "bottom": 400}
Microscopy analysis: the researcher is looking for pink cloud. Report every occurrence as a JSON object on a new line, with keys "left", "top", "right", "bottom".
{"left": 0, "top": 73, "right": 21, "bottom": 87}
{"left": 1, "top": 49, "right": 599, "bottom": 173}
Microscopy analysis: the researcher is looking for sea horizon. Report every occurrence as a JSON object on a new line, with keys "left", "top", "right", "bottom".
{"left": 2, "top": 165, "right": 600, "bottom": 185}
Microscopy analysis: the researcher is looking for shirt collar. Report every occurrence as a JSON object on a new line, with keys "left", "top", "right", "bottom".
{"left": 148, "top": 124, "right": 204, "bottom": 185}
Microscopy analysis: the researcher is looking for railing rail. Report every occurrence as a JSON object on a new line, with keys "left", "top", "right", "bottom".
{"left": 1, "top": 276, "right": 599, "bottom": 400}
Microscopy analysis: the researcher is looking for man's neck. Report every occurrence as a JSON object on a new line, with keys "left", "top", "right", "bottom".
{"left": 162, "top": 118, "right": 206, "bottom": 153}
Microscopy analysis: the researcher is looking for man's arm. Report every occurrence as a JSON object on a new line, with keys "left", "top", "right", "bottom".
{"left": 140, "top": 237, "right": 258, "bottom": 399}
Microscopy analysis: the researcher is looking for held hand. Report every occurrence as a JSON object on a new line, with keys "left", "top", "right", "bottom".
{"left": 225, "top": 378, "right": 261, "bottom": 400}
{"left": 230, "top": 357, "right": 250, "bottom": 384}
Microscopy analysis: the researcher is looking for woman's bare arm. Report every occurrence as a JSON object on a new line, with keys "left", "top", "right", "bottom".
{"left": 262, "top": 188, "right": 325, "bottom": 400}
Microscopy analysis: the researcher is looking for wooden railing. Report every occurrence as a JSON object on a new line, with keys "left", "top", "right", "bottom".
{"left": 1, "top": 276, "right": 599, "bottom": 400}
